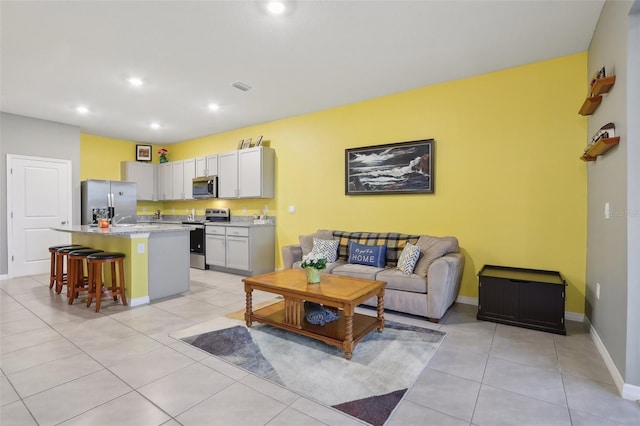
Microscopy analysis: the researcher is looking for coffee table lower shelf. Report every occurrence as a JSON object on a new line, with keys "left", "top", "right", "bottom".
{"left": 247, "top": 300, "right": 381, "bottom": 359}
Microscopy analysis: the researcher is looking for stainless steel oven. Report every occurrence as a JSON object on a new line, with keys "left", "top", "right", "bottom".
{"left": 183, "top": 208, "right": 229, "bottom": 270}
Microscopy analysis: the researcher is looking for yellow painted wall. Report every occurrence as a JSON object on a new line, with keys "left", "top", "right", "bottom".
{"left": 80, "top": 52, "right": 588, "bottom": 313}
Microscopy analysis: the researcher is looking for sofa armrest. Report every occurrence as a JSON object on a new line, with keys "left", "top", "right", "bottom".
{"left": 426, "top": 252, "right": 465, "bottom": 320}
{"left": 282, "top": 244, "right": 303, "bottom": 269}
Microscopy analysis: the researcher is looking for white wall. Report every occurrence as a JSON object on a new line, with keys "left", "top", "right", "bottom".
{"left": 625, "top": 1, "right": 640, "bottom": 387}
{"left": 586, "top": 0, "right": 639, "bottom": 392}
{"left": 0, "top": 113, "right": 81, "bottom": 276}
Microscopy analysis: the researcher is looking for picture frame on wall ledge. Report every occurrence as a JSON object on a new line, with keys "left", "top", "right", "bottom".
{"left": 345, "top": 139, "right": 435, "bottom": 195}
{"left": 136, "top": 144, "right": 152, "bottom": 161}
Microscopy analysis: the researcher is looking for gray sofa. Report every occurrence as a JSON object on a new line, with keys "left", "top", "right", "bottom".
{"left": 281, "top": 229, "right": 465, "bottom": 322}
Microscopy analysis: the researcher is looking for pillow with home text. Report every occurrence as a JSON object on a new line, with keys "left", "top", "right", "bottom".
{"left": 348, "top": 241, "right": 386, "bottom": 268}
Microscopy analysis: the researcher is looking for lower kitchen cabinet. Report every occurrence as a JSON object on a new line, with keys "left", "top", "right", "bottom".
{"left": 205, "top": 224, "right": 274, "bottom": 276}
{"left": 477, "top": 264, "right": 567, "bottom": 335}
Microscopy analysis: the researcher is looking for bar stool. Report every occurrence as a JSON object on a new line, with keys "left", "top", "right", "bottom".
{"left": 86, "top": 252, "right": 127, "bottom": 312}
{"left": 67, "top": 248, "right": 103, "bottom": 304}
{"left": 49, "top": 244, "right": 83, "bottom": 290}
{"left": 55, "top": 245, "right": 90, "bottom": 294}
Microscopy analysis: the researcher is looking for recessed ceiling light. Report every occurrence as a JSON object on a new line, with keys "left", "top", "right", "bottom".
{"left": 266, "top": 1, "right": 286, "bottom": 15}
{"left": 208, "top": 103, "right": 220, "bottom": 111}
{"left": 75, "top": 105, "right": 89, "bottom": 114}
{"left": 128, "top": 77, "right": 144, "bottom": 87}
{"left": 150, "top": 122, "right": 160, "bottom": 130}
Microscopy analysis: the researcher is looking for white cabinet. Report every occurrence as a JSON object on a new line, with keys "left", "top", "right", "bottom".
{"left": 205, "top": 224, "right": 274, "bottom": 275}
{"left": 158, "top": 160, "right": 196, "bottom": 200}
{"left": 157, "top": 163, "right": 172, "bottom": 201}
{"left": 182, "top": 159, "right": 195, "bottom": 200}
{"left": 225, "top": 227, "right": 250, "bottom": 270}
{"left": 205, "top": 226, "right": 226, "bottom": 267}
{"left": 218, "top": 151, "right": 239, "bottom": 198}
{"left": 218, "top": 147, "right": 274, "bottom": 199}
{"left": 196, "top": 155, "right": 218, "bottom": 177}
{"left": 195, "top": 157, "right": 207, "bottom": 177}
{"left": 171, "top": 161, "right": 184, "bottom": 200}
{"left": 206, "top": 154, "right": 218, "bottom": 176}
{"left": 120, "top": 161, "right": 157, "bottom": 201}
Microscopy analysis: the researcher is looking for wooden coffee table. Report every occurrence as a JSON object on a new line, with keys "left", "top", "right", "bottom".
{"left": 243, "top": 269, "right": 386, "bottom": 360}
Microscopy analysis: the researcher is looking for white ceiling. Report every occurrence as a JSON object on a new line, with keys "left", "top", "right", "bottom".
{"left": 0, "top": 0, "right": 605, "bottom": 144}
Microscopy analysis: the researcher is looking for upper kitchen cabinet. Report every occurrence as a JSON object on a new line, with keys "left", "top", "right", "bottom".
{"left": 157, "top": 162, "right": 173, "bottom": 201}
{"left": 181, "top": 159, "right": 195, "bottom": 200}
{"left": 218, "top": 151, "right": 239, "bottom": 198}
{"left": 121, "top": 161, "right": 157, "bottom": 201}
{"left": 196, "top": 155, "right": 218, "bottom": 177}
{"left": 218, "top": 147, "right": 274, "bottom": 199}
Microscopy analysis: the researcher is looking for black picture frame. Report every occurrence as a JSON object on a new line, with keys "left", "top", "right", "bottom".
{"left": 136, "top": 144, "right": 152, "bottom": 161}
{"left": 345, "top": 139, "right": 434, "bottom": 195}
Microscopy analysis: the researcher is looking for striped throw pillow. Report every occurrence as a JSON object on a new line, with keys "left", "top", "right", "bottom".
{"left": 397, "top": 243, "right": 421, "bottom": 274}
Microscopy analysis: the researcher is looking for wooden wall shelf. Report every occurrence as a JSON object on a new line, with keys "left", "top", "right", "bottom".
{"left": 581, "top": 137, "right": 620, "bottom": 161}
{"left": 591, "top": 75, "right": 616, "bottom": 96}
{"left": 579, "top": 96, "right": 602, "bottom": 115}
{"left": 579, "top": 75, "right": 616, "bottom": 116}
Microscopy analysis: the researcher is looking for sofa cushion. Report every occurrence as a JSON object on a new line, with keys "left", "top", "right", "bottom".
{"left": 333, "top": 231, "right": 420, "bottom": 267}
{"left": 299, "top": 229, "right": 334, "bottom": 256}
{"left": 413, "top": 236, "right": 459, "bottom": 276}
{"left": 396, "top": 243, "right": 421, "bottom": 274}
{"left": 376, "top": 268, "right": 428, "bottom": 293}
{"left": 332, "top": 263, "right": 384, "bottom": 280}
{"left": 348, "top": 241, "right": 386, "bottom": 268}
{"left": 309, "top": 238, "right": 339, "bottom": 262}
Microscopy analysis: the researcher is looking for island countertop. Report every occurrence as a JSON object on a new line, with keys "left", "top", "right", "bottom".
{"left": 52, "top": 223, "right": 192, "bottom": 236}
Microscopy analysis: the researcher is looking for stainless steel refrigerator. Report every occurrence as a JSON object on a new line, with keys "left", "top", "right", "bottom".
{"left": 81, "top": 180, "right": 137, "bottom": 225}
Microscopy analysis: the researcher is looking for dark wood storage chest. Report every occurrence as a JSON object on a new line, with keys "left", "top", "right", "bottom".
{"left": 477, "top": 265, "right": 567, "bottom": 335}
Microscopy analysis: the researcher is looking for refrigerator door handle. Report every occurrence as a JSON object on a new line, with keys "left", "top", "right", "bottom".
{"left": 108, "top": 193, "right": 113, "bottom": 207}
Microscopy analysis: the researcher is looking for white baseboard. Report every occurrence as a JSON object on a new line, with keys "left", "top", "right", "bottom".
{"left": 129, "top": 296, "right": 150, "bottom": 307}
{"left": 587, "top": 317, "right": 640, "bottom": 401}
{"left": 455, "top": 296, "right": 584, "bottom": 322}
{"left": 0, "top": 274, "right": 9, "bottom": 281}
{"left": 456, "top": 296, "right": 478, "bottom": 306}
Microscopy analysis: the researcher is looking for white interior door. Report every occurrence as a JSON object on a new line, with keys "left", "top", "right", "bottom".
{"left": 7, "top": 155, "right": 72, "bottom": 277}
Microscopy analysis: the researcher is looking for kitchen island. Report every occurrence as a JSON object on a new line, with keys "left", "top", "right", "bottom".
{"left": 52, "top": 224, "right": 191, "bottom": 305}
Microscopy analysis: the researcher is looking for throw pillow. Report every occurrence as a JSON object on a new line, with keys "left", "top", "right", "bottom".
{"left": 396, "top": 242, "right": 421, "bottom": 274}
{"left": 413, "top": 236, "right": 459, "bottom": 276}
{"left": 304, "top": 302, "right": 339, "bottom": 326}
{"left": 309, "top": 238, "right": 339, "bottom": 263}
{"left": 348, "top": 241, "right": 387, "bottom": 268}
{"left": 299, "top": 230, "right": 334, "bottom": 256}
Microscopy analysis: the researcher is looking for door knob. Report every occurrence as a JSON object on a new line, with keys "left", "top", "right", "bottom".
{"left": 61, "top": 220, "right": 67, "bottom": 225}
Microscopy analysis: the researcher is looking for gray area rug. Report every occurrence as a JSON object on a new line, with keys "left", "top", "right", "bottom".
{"left": 177, "top": 316, "right": 446, "bottom": 426}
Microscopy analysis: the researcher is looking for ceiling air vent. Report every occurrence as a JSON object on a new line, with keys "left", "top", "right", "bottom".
{"left": 232, "top": 81, "right": 253, "bottom": 92}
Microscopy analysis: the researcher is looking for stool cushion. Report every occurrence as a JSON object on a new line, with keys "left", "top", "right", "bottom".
{"left": 50, "top": 244, "right": 82, "bottom": 251}
{"left": 57, "top": 246, "right": 89, "bottom": 254}
{"left": 87, "top": 252, "right": 125, "bottom": 260}
{"left": 68, "top": 249, "right": 103, "bottom": 257}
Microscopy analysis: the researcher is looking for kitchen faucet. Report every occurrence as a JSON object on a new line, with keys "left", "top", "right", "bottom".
{"left": 112, "top": 214, "right": 133, "bottom": 225}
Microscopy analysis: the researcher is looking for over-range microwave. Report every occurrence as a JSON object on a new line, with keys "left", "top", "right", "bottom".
{"left": 193, "top": 176, "right": 218, "bottom": 199}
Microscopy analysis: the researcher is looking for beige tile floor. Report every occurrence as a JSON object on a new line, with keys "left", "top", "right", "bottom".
{"left": 1, "top": 269, "right": 639, "bottom": 425}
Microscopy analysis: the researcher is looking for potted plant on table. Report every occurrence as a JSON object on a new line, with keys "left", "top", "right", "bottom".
{"left": 301, "top": 253, "right": 327, "bottom": 284}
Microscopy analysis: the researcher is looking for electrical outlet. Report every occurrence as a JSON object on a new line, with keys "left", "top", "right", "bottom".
{"left": 288, "top": 205, "right": 296, "bottom": 213}
{"left": 596, "top": 282, "right": 600, "bottom": 300}
{"left": 605, "top": 202, "right": 610, "bottom": 219}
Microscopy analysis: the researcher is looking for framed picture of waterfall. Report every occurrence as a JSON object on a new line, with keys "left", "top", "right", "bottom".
{"left": 345, "top": 139, "right": 434, "bottom": 195}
